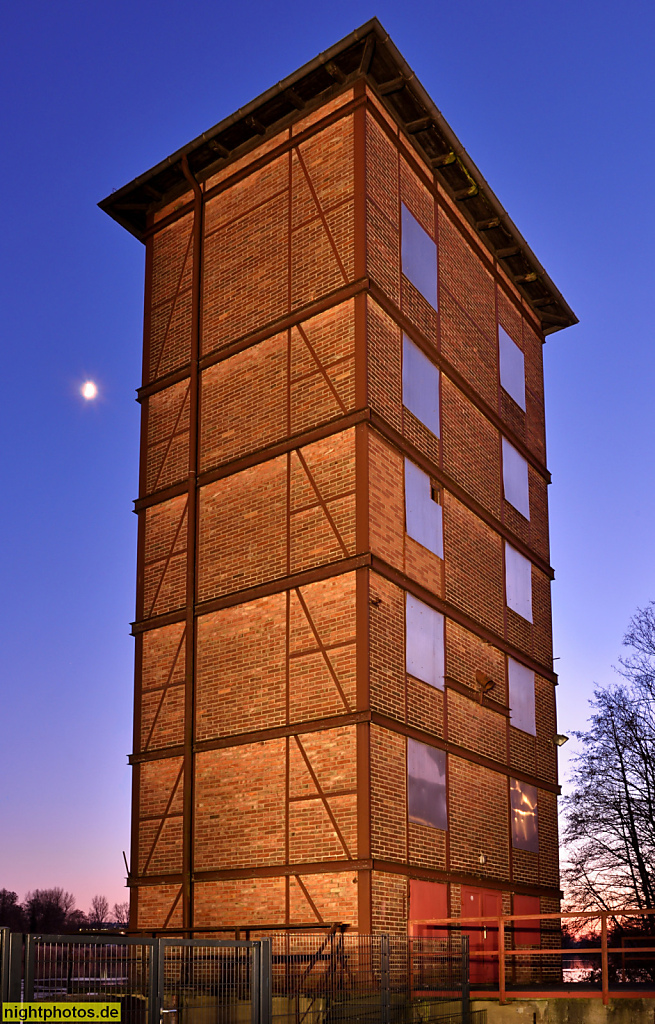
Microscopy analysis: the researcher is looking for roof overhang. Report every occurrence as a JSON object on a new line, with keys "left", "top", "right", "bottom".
{"left": 99, "top": 18, "right": 576, "bottom": 335}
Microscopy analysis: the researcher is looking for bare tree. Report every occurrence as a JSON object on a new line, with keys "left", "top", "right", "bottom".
{"left": 88, "top": 895, "right": 110, "bottom": 928}
{"left": 0, "top": 889, "right": 27, "bottom": 930}
{"left": 24, "top": 888, "right": 77, "bottom": 932}
{"left": 112, "top": 901, "right": 130, "bottom": 927}
{"left": 562, "top": 602, "right": 655, "bottom": 915}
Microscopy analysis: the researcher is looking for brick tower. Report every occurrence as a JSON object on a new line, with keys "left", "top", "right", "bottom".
{"left": 101, "top": 20, "right": 576, "bottom": 940}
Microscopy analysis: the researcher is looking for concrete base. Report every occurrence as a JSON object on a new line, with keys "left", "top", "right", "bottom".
{"left": 471, "top": 997, "right": 655, "bottom": 1023}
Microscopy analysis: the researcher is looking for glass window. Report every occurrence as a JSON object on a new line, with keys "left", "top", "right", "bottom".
{"left": 502, "top": 438, "right": 530, "bottom": 519}
{"left": 508, "top": 657, "right": 536, "bottom": 735}
{"left": 499, "top": 326, "right": 526, "bottom": 410}
{"left": 406, "top": 593, "right": 444, "bottom": 690}
{"left": 403, "top": 335, "right": 440, "bottom": 436}
{"left": 405, "top": 459, "right": 444, "bottom": 558}
{"left": 505, "top": 543, "right": 532, "bottom": 622}
{"left": 401, "top": 204, "right": 438, "bottom": 309}
{"left": 408, "top": 738, "right": 447, "bottom": 830}
{"left": 510, "top": 779, "right": 538, "bottom": 852}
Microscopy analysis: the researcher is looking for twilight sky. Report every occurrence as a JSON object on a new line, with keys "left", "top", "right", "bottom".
{"left": 1, "top": 0, "right": 654, "bottom": 914}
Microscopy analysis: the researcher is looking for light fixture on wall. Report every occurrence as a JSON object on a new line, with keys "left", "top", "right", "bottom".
{"left": 553, "top": 734, "right": 569, "bottom": 747}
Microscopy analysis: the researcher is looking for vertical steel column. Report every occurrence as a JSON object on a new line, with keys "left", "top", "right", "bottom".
{"left": 0, "top": 929, "right": 9, "bottom": 1005}
{"left": 148, "top": 938, "right": 161, "bottom": 1024}
{"left": 7, "top": 934, "right": 23, "bottom": 1002}
{"left": 180, "top": 155, "right": 203, "bottom": 933}
{"left": 380, "top": 935, "right": 390, "bottom": 1024}
{"left": 601, "top": 912, "right": 609, "bottom": 1006}
{"left": 460, "top": 935, "right": 470, "bottom": 1024}
{"left": 258, "top": 940, "right": 272, "bottom": 1024}
{"left": 23, "top": 936, "right": 36, "bottom": 1002}
{"left": 498, "top": 916, "right": 506, "bottom": 1004}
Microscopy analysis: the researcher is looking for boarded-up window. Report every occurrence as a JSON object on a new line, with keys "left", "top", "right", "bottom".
{"left": 401, "top": 204, "right": 438, "bottom": 309}
{"left": 502, "top": 438, "right": 530, "bottom": 520}
{"left": 513, "top": 894, "right": 541, "bottom": 946}
{"left": 508, "top": 657, "right": 536, "bottom": 735}
{"left": 409, "top": 878, "right": 448, "bottom": 937}
{"left": 405, "top": 459, "right": 443, "bottom": 558}
{"left": 505, "top": 543, "right": 532, "bottom": 622}
{"left": 499, "top": 326, "right": 526, "bottom": 410}
{"left": 406, "top": 593, "right": 444, "bottom": 690}
{"left": 408, "top": 738, "right": 447, "bottom": 831}
{"left": 402, "top": 335, "right": 440, "bottom": 436}
{"left": 510, "top": 778, "right": 538, "bottom": 852}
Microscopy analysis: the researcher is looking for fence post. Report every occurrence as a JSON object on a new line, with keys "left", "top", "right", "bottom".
{"left": 8, "top": 934, "right": 23, "bottom": 1002}
{"left": 258, "top": 939, "right": 272, "bottom": 1024}
{"left": 461, "top": 935, "right": 470, "bottom": 1024}
{"left": 0, "top": 929, "right": 9, "bottom": 1006}
{"left": 498, "top": 917, "right": 506, "bottom": 1005}
{"left": 601, "top": 913, "right": 609, "bottom": 1006}
{"left": 148, "top": 938, "right": 161, "bottom": 1024}
{"left": 23, "top": 936, "right": 36, "bottom": 1002}
{"left": 380, "top": 935, "right": 390, "bottom": 1024}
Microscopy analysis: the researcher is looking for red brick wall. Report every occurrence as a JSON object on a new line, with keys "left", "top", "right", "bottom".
{"left": 448, "top": 756, "right": 509, "bottom": 880}
{"left": 131, "top": 82, "right": 561, "bottom": 935}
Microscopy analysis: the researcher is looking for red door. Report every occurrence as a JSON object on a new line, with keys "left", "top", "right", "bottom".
{"left": 408, "top": 880, "right": 449, "bottom": 994}
{"left": 461, "top": 886, "right": 502, "bottom": 984}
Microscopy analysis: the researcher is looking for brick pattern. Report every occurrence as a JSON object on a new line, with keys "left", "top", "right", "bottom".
{"left": 199, "top": 300, "right": 356, "bottom": 474}
{"left": 197, "top": 429, "right": 356, "bottom": 603}
{"left": 132, "top": 87, "right": 562, "bottom": 936}
{"left": 148, "top": 214, "right": 193, "bottom": 383}
{"left": 141, "top": 495, "right": 188, "bottom": 619}
{"left": 448, "top": 756, "right": 509, "bottom": 880}
{"left": 407, "top": 821, "right": 447, "bottom": 872}
{"left": 444, "top": 493, "right": 504, "bottom": 635}
{"left": 441, "top": 375, "right": 501, "bottom": 519}
{"left": 144, "top": 380, "right": 190, "bottom": 494}
{"left": 371, "top": 871, "right": 407, "bottom": 936}
{"left": 447, "top": 690, "right": 507, "bottom": 762}
{"left": 194, "top": 878, "right": 285, "bottom": 928}
{"left": 139, "top": 623, "right": 186, "bottom": 751}
{"left": 136, "top": 884, "right": 183, "bottom": 930}
{"left": 288, "top": 872, "right": 358, "bottom": 927}
{"left": 438, "top": 214, "right": 496, "bottom": 408}
{"left": 137, "top": 757, "right": 183, "bottom": 876}
{"left": 445, "top": 619, "right": 507, "bottom": 705}
{"left": 194, "top": 726, "right": 358, "bottom": 873}
{"left": 195, "top": 740, "right": 286, "bottom": 870}
{"left": 201, "top": 117, "right": 355, "bottom": 357}
{"left": 370, "top": 725, "right": 406, "bottom": 861}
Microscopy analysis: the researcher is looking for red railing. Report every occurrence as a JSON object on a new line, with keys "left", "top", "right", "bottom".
{"left": 413, "top": 908, "right": 655, "bottom": 1005}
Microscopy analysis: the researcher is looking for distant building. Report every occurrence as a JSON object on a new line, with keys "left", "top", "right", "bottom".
{"left": 101, "top": 19, "right": 576, "bottom": 944}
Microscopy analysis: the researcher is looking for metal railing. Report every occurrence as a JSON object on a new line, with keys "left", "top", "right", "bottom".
{"left": 420, "top": 907, "right": 655, "bottom": 1005}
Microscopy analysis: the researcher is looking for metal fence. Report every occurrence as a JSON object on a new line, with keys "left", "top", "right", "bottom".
{"left": 267, "top": 932, "right": 473, "bottom": 1024}
{"left": 0, "top": 931, "right": 478, "bottom": 1024}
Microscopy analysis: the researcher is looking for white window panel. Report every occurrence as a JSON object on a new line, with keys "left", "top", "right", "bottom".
{"left": 408, "top": 738, "right": 447, "bottom": 831}
{"left": 402, "top": 335, "right": 440, "bottom": 436}
{"left": 502, "top": 438, "right": 530, "bottom": 519}
{"left": 499, "top": 326, "right": 526, "bottom": 410}
{"left": 406, "top": 593, "right": 444, "bottom": 690}
{"left": 508, "top": 657, "right": 536, "bottom": 735}
{"left": 401, "top": 204, "right": 438, "bottom": 309}
{"left": 510, "top": 778, "right": 538, "bottom": 852}
{"left": 405, "top": 459, "right": 443, "bottom": 558}
{"left": 505, "top": 543, "right": 533, "bottom": 622}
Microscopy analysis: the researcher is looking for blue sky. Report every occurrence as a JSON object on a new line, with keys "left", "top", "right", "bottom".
{"left": 1, "top": 0, "right": 654, "bottom": 912}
